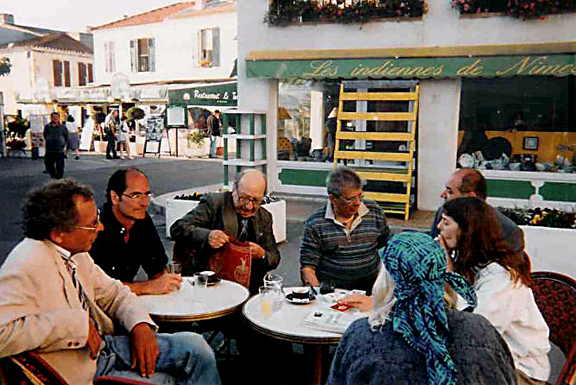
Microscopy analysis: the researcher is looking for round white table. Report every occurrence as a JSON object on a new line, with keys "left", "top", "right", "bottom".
{"left": 243, "top": 287, "right": 367, "bottom": 385}
{"left": 138, "top": 278, "right": 250, "bottom": 323}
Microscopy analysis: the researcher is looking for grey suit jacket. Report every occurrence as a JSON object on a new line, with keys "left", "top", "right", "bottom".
{"left": 0, "top": 238, "right": 154, "bottom": 385}
{"left": 170, "top": 191, "right": 280, "bottom": 294}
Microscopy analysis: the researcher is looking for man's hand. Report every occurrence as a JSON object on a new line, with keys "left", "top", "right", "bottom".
{"left": 126, "top": 273, "right": 182, "bottom": 295}
{"left": 130, "top": 323, "right": 159, "bottom": 378}
{"left": 86, "top": 319, "right": 102, "bottom": 360}
{"left": 338, "top": 293, "right": 373, "bottom": 312}
{"left": 301, "top": 267, "right": 320, "bottom": 287}
{"left": 248, "top": 242, "right": 265, "bottom": 260}
{"left": 207, "top": 230, "right": 229, "bottom": 249}
{"left": 148, "top": 273, "right": 182, "bottom": 294}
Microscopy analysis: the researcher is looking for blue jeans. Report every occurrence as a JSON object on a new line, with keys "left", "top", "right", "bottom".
{"left": 95, "top": 332, "right": 221, "bottom": 385}
{"left": 209, "top": 136, "right": 219, "bottom": 157}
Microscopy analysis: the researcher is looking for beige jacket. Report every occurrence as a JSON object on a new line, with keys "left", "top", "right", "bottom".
{"left": 0, "top": 238, "right": 155, "bottom": 385}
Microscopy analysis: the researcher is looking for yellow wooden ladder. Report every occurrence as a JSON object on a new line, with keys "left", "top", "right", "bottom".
{"left": 333, "top": 81, "right": 419, "bottom": 220}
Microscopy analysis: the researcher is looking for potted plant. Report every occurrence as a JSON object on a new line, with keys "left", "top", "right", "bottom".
{"left": 184, "top": 129, "right": 209, "bottom": 157}
{"left": 92, "top": 131, "right": 106, "bottom": 153}
{"left": 499, "top": 207, "right": 576, "bottom": 278}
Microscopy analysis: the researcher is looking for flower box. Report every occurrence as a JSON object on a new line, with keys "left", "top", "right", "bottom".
{"left": 165, "top": 198, "right": 287, "bottom": 243}
{"left": 521, "top": 226, "right": 576, "bottom": 280}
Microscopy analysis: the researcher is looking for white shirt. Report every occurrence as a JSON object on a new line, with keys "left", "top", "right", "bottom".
{"left": 66, "top": 121, "right": 77, "bottom": 134}
{"left": 457, "top": 263, "right": 551, "bottom": 381}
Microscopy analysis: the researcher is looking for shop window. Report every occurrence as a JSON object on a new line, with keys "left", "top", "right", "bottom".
{"left": 458, "top": 76, "right": 576, "bottom": 172}
{"left": 104, "top": 41, "right": 115, "bottom": 73}
{"left": 198, "top": 28, "right": 220, "bottom": 68}
{"left": 52, "top": 60, "right": 70, "bottom": 87}
{"left": 278, "top": 80, "right": 340, "bottom": 162}
{"left": 130, "top": 38, "right": 155, "bottom": 72}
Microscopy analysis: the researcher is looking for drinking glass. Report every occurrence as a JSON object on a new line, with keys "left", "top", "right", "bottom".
{"left": 259, "top": 286, "right": 274, "bottom": 318}
{"left": 169, "top": 262, "right": 182, "bottom": 274}
{"left": 263, "top": 273, "right": 283, "bottom": 312}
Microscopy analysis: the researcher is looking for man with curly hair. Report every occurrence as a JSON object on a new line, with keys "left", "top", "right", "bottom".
{"left": 0, "top": 179, "right": 220, "bottom": 385}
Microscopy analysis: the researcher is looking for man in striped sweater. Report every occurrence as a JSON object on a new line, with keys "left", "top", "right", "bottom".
{"left": 300, "top": 166, "right": 390, "bottom": 294}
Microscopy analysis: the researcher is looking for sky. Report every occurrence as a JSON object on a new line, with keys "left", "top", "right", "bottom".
{"left": 3, "top": 0, "right": 183, "bottom": 32}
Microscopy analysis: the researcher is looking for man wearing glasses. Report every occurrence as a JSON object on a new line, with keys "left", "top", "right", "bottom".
{"left": 91, "top": 168, "right": 182, "bottom": 295}
{"left": 170, "top": 169, "right": 280, "bottom": 295}
{"left": 300, "top": 166, "right": 390, "bottom": 294}
{"left": 0, "top": 179, "right": 220, "bottom": 385}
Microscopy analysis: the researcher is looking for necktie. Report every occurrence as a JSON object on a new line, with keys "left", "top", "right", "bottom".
{"left": 60, "top": 255, "right": 88, "bottom": 311}
{"left": 238, "top": 218, "right": 249, "bottom": 242}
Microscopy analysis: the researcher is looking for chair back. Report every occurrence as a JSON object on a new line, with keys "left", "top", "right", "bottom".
{"left": 0, "top": 351, "right": 69, "bottom": 384}
{"left": 531, "top": 271, "right": 576, "bottom": 385}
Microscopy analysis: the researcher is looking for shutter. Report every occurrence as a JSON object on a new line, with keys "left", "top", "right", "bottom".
{"left": 53, "top": 60, "right": 62, "bottom": 87}
{"left": 87, "top": 63, "right": 93, "bottom": 83}
{"left": 78, "top": 63, "right": 86, "bottom": 86}
{"left": 130, "top": 40, "right": 136, "bottom": 72}
{"left": 64, "top": 61, "right": 70, "bottom": 87}
{"left": 110, "top": 42, "right": 115, "bottom": 72}
{"left": 212, "top": 28, "right": 220, "bottom": 67}
{"left": 148, "top": 38, "right": 155, "bottom": 72}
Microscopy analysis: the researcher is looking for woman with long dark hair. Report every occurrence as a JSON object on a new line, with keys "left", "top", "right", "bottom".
{"left": 439, "top": 197, "right": 550, "bottom": 385}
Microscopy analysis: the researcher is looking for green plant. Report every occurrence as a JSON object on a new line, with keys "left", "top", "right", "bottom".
{"left": 187, "top": 130, "right": 206, "bottom": 146}
{"left": 126, "top": 107, "right": 145, "bottom": 120}
{"left": 452, "top": 0, "right": 576, "bottom": 19}
{"left": 7, "top": 117, "right": 30, "bottom": 138}
{"left": 266, "top": 0, "right": 426, "bottom": 26}
{"left": 499, "top": 207, "right": 576, "bottom": 229}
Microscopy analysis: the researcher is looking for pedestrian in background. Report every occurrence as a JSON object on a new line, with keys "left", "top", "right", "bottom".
{"left": 104, "top": 110, "right": 119, "bottom": 159}
{"left": 65, "top": 114, "right": 80, "bottom": 160}
{"left": 43, "top": 112, "right": 68, "bottom": 179}
{"left": 207, "top": 110, "right": 221, "bottom": 158}
{"left": 117, "top": 115, "right": 133, "bottom": 159}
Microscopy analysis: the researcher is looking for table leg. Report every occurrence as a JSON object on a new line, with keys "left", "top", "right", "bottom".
{"left": 311, "top": 345, "right": 322, "bottom": 385}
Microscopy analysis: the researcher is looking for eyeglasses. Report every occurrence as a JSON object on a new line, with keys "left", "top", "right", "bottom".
{"left": 74, "top": 209, "right": 100, "bottom": 231}
{"left": 236, "top": 191, "right": 263, "bottom": 207}
{"left": 335, "top": 193, "right": 363, "bottom": 205}
{"left": 122, "top": 191, "right": 154, "bottom": 201}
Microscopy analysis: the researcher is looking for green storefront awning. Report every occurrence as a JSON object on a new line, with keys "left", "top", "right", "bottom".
{"left": 168, "top": 82, "right": 237, "bottom": 106}
{"left": 246, "top": 54, "right": 576, "bottom": 80}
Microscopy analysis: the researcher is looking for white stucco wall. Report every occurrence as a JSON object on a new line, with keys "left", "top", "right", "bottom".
{"left": 418, "top": 79, "right": 461, "bottom": 210}
{"left": 92, "top": 11, "right": 237, "bottom": 85}
{"left": 0, "top": 48, "right": 93, "bottom": 114}
{"left": 237, "top": 0, "right": 576, "bottom": 203}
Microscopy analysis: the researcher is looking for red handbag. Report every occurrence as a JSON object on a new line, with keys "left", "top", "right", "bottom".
{"left": 207, "top": 239, "right": 252, "bottom": 288}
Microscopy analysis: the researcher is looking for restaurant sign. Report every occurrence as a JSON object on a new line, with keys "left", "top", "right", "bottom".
{"left": 168, "top": 82, "right": 237, "bottom": 107}
{"left": 246, "top": 54, "right": 576, "bottom": 80}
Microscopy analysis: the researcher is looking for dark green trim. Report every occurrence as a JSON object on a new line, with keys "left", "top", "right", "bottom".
{"left": 540, "top": 182, "right": 576, "bottom": 202}
{"left": 250, "top": 115, "right": 255, "bottom": 135}
{"left": 279, "top": 169, "right": 330, "bottom": 187}
{"left": 168, "top": 82, "right": 237, "bottom": 106}
{"left": 246, "top": 54, "right": 576, "bottom": 80}
{"left": 486, "top": 180, "right": 534, "bottom": 199}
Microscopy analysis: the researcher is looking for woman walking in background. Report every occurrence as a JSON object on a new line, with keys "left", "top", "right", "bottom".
{"left": 65, "top": 115, "right": 80, "bottom": 160}
{"left": 438, "top": 196, "right": 550, "bottom": 385}
{"left": 117, "top": 115, "right": 133, "bottom": 159}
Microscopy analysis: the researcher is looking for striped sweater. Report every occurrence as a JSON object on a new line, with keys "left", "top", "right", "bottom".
{"left": 300, "top": 201, "right": 390, "bottom": 292}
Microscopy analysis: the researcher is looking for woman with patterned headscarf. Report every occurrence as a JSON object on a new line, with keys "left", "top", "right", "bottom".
{"left": 326, "top": 232, "right": 517, "bottom": 385}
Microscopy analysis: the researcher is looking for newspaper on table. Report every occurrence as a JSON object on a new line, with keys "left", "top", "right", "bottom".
{"left": 302, "top": 307, "right": 366, "bottom": 334}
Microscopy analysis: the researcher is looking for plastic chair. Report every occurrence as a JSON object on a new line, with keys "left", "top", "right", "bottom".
{"left": 0, "top": 351, "right": 159, "bottom": 385}
{"left": 531, "top": 271, "right": 576, "bottom": 385}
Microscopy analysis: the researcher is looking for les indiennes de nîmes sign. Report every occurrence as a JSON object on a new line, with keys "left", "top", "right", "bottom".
{"left": 246, "top": 54, "right": 576, "bottom": 79}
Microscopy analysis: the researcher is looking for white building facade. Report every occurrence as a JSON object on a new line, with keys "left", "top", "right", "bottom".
{"left": 91, "top": 1, "right": 237, "bottom": 88}
{"left": 238, "top": 0, "right": 576, "bottom": 213}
